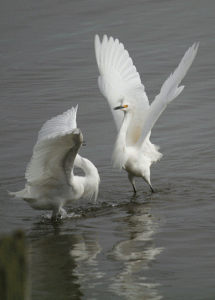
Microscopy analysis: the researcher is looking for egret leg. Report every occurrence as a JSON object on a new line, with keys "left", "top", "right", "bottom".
{"left": 142, "top": 176, "right": 155, "bottom": 193}
{"left": 51, "top": 206, "right": 58, "bottom": 221}
{"left": 131, "top": 183, "right": 137, "bottom": 194}
{"left": 51, "top": 213, "right": 57, "bottom": 222}
{"left": 149, "top": 184, "right": 155, "bottom": 193}
{"left": 128, "top": 173, "right": 137, "bottom": 194}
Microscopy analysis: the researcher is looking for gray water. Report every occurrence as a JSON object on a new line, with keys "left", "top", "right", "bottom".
{"left": 1, "top": 0, "right": 215, "bottom": 299}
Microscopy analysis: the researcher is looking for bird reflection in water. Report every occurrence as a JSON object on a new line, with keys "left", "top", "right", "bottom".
{"left": 70, "top": 234, "right": 104, "bottom": 290}
{"left": 31, "top": 200, "right": 163, "bottom": 299}
{"left": 109, "top": 201, "right": 164, "bottom": 300}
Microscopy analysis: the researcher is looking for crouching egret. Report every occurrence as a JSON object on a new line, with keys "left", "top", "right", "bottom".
{"left": 10, "top": 106, "right": 100, "bottom": 218}
{"left": 95, "top": 34, "right": 198, "bottom": 193}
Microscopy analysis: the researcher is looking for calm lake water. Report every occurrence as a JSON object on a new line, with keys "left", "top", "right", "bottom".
{"left": 1, "top": 0, "right": 215, "bottom": 299}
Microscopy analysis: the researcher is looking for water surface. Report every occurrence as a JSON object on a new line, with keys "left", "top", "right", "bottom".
{"left": 1, "top": 1, "right": 215, "bottom": 299}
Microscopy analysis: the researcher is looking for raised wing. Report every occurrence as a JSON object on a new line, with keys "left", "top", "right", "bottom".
{"left": 25, "top": 107, "right": 83, "bottom": 186}
{"left": 137, "top": 42, "right": 199, "bottom": 148}
{"left": 38, "top": 105, "right": 78, "bottom": 142}
{"left": 95, "top": 35, "right": 149, "bottom": 135}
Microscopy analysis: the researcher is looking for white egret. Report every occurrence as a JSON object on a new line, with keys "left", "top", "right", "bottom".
{"left": 10, "top": 106, "right": 100, "bottom": 218}
{"left": 95, "top": 35, "right": 199, "bottom": 193}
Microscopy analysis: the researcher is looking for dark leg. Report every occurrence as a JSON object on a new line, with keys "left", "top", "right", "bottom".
{"left": 149, "top": 184, "right": 155, "bottom": 193}
{"left": 142, "top": 176, "right": 155, "bottom": 193}
{"left": 128, "top": 173, "right": 137, "bottom": 194}
{"left": 51, "top": 214, "right": 57, "bottom": 222}
{"left": 132, "top": 183, "right": 137, "bottom": 194}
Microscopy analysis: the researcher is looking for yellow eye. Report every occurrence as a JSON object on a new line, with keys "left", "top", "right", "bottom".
{"left": 123, "top": 105, "right": 128, "bottom": 108}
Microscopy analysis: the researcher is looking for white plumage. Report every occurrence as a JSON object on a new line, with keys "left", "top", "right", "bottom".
{"left": 95, "top": 34, "right": 199, "bottom": 193}
{"left": 10, "top": 106, "right": 100, "bottom": 217}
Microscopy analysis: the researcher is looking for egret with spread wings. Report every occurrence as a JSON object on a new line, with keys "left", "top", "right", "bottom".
{"left": 95, "top": 35, "right": 198, "bottom": 193}
{"left": 10, "top": 106, "right": 100, "bottom": 218}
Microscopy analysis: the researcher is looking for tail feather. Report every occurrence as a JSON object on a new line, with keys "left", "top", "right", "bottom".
{"left": 9, "top": 187, "right": 32, "bottom": 200}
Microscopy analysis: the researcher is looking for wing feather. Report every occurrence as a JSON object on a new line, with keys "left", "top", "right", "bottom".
{"left": 137, "top": 42, "right": 199, "bottom": 147}
{"left": 95, "top": 35, "right": 149, "bottom": 135}
{"left": 25, "top": 107, "right": 82, "bottom": 186}
{"left": 38, "top": 105, "right": 78, "bottom": 142}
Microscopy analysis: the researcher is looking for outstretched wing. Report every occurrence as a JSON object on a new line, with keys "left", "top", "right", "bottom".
{"left": 37, "top": 105, "right": 78, "bottom": 142}
{"left": 95, "top": 35, "right": 149, "bottom": 139}
{"left": 137, "top": 42, "right": 199, "bottom": 148}
{"left": 25, "top": 106, "right": 83, "bottom": 186}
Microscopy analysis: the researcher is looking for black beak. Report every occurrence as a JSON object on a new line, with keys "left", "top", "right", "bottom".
{"left": 114, "top": 105, "right": 124, "bottom": 110}
{"left": 82, "top": 140, "right": 86, "bottom": 146}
